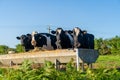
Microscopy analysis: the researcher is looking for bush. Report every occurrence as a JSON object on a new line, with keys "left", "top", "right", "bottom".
{"left": 15, "top": 44, "right": 25, "bottom": 53}
{"left": 0, "top": 45, "right": 9, "bottom": 55}
{"left": 0, "top": 60, "right": 120, "bottom": 80}
{"left": 95, "top": 36, "right": 120, "bottom": 55}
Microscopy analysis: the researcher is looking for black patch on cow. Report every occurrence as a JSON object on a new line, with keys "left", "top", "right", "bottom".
{"left": 34, "top": 33, "right": 47, "bottom": 47}
{"left": 73, "top": 33, "right": 84, "bottom": 48}
{"left": 51, "top": 28, "right": 73, "bottom": 49}
{"left": 83, "top": 33, "right": 94, "bottom": 49}
{"left": 72, "top": 27, "right": 94, "bottom": 49}
{"left": 34, "top": 33, "right": 57, "bottom": 49}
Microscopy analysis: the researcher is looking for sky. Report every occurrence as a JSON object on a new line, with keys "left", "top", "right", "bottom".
{"left": 0, "top": 0, "right": 120, "bottom": 48}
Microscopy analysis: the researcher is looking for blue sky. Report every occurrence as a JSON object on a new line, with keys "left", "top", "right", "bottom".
{"left": 0, "top": 0, "right": 120, "bottom": 48}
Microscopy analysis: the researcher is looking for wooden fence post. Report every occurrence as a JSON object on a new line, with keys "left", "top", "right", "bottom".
{"left": 9, "top": 60, "right": 14, "bottom": 67}
{"left": 55, "top": 59, "right": 60, "bottom": 70}
{"left": 76, "top": 49, "right": 85, "bottom": 72}
{"left": 89, "top": 63, "right": 92, "bottom": 69}
{"left": 76, "top": 48, "right": 80, "bottom": 71}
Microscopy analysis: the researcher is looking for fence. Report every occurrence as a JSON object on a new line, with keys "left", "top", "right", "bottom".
{"left": 0, "top": 49, "right": 99, "bottom": 71}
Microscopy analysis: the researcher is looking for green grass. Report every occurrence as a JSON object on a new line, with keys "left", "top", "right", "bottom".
{"left": 95, "top": 55, "right": 120, "bottom": 68}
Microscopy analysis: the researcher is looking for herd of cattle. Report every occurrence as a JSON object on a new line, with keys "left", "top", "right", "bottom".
{"left": 16, "top": 27, "right": 94, "bottom": 52}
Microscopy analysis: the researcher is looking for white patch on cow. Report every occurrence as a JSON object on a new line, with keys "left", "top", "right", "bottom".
{"left": 32, "top": 31, "right": 38, "bottom": 36}
{"left": 66, "top": 32, "right": 74, "bottom": 46}
{"left": 31, "top": 31, "right": 38, "bottom": 46}
{"left": 74, "top": 27, "right": 80, "bottom": 36}
{"left": 42, "top": 35, "right": 54, "bottom": 50}
{"left": 57, "top": 29, "right": 62, "bottom": 34}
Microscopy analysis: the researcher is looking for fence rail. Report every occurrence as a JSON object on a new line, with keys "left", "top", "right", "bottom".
{"left": 0, "top": 49, "right": 99, "bottom": 71}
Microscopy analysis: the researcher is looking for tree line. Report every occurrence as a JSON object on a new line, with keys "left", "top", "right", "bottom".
{"left": 0, "top": 44, "right": 24, "bottom": 54}
{"left": 95, "top": 36, "right": 120, "bottom": 55}
{"left": 0, "top": 36, "right": 120, "bottom": 55}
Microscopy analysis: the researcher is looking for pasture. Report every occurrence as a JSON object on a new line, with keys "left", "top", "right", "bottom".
{"left": 95, "top": 55, "right": 120, "bottom": 69}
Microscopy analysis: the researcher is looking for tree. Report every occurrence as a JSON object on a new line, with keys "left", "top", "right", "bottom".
{"left": 95, "top": 38, "right": 111, "bottom": 55}
{"left": 16, "top": 44, "right": 25, "bottom": 53}
{"left": 0, "top": 45, "right": 9, "bottom": 54}
{"left": 94, "top": 38, "right": 103, "bottom": 50}
{"left": 108, "top": 36, "right": 120, "bottom": 54}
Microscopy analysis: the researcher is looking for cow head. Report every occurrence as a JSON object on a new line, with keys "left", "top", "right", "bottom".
{"left": 72, "top": 27, "right": 84, "bottom": 48}
{"left": 51, "top": 28, "right": 65, "bottom": 49}
{"left": 16, "top": 35, "right": 28, "bottom": 46}
{"left": 16, "top": 34, "right": 33, "bottom": 51}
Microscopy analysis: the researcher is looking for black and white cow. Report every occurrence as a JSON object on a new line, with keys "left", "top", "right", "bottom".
{"left": 16, "top": 34, "right": 34, "bottom": 51}
{"left": 51, "top": 28, "right": 73, "bottom": 49}
{"left": 72, "top": 27, "right": 85, "bottom": 48}
{"left": 31, "top": 31, "right": 57, "bottom": 50}
{"left": 72, "top": 27, "right": 94, "bottom": 49}
{"left": 82, "top": 30, "right": 94, "bottom": 49}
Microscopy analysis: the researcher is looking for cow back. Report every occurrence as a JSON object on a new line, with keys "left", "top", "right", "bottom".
{"left": 83, "top": 33, "right": 94, "bottom": 49}
{"left": 31, "top": 33, "right": 57, "bottom": 50}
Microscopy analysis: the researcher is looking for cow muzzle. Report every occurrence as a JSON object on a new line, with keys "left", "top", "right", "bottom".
{"left": 31, "top": 40, "right": 37, "bottom": 47}
{"left": 74, "top": 42, "right": 81, "bottom": 48}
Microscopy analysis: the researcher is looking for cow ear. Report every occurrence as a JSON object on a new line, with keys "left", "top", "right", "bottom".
{"left": 26, "top": 34, "right": 31, "bottom": 36}
{"left": 51, "top": 31, "right": 56, "bottom": 34}
{"left": 82, "top": 30, "right": 87, "bottom": 34}
{"left": 16, "top": 37, "right": 20, "bottom": 40}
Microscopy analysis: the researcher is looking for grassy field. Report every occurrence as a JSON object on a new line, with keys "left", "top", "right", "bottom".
{"left": 94, "top": 55, "right": 120, "bottom": 69}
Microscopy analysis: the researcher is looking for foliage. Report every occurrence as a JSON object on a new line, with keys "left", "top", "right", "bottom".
{"left": 0, "top": 44, "right": 24, "bottom": 54}
{"left": 86, "top": 68, "right": 120, "bottom": 80}
{"left": 20, "top": 60, "right": 33, "bottom": 71}
{"left": 8, "top": 48, "right": 16, "bottom": 51}
{"left": 15, "top": 44, "right": 24, "bottom": 53}
{"left": 0, "top": 45, "right": 16, "bottom": 55}
{"left": 66, "top": 58, "right": 76, "bottom": 72}
{"left": 95, "top": 36, "right": 120, "bottom": 55}
{"left": 108, "top": 36, "right": 120, "bottom": 55}
{"left": 0, "top": 60, "right": 120, "bottom": 80}
{"left": 0, "top": 45, "right": 9, "bottom": 55}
